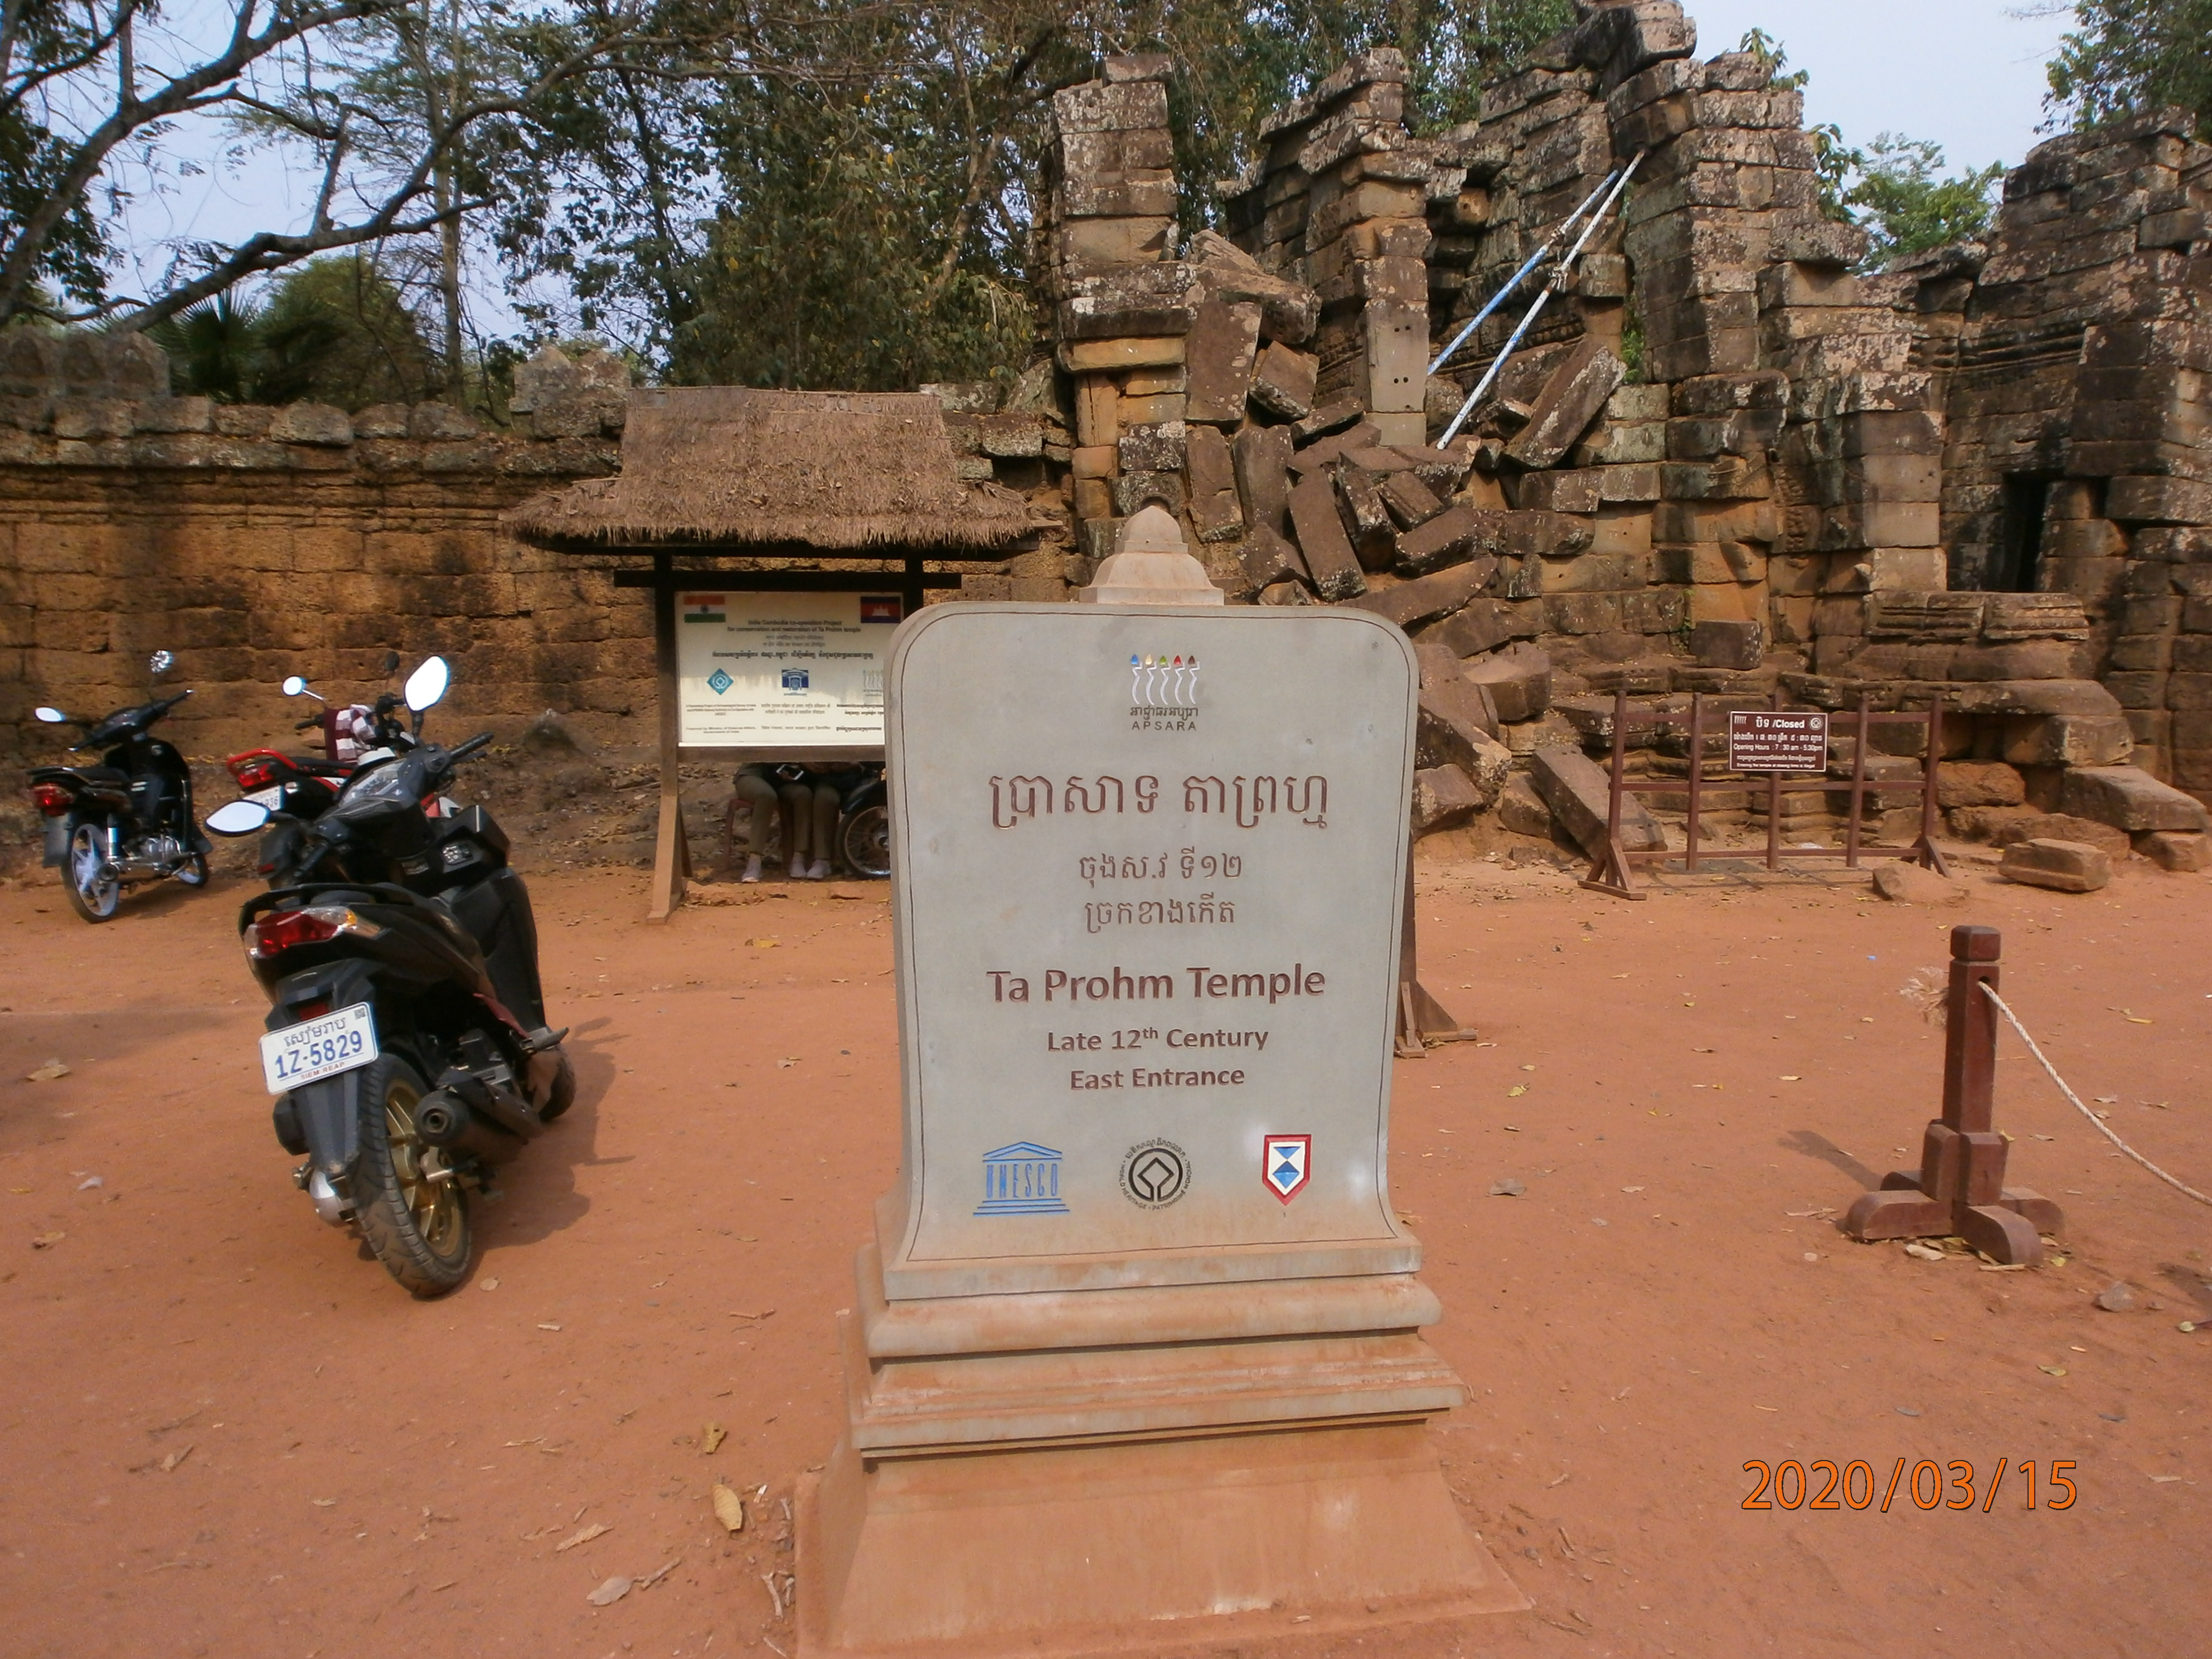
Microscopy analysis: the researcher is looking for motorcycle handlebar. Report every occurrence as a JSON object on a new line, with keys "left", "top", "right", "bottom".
{"left": 447, "top": 733, "right": 494, "bottom": 763}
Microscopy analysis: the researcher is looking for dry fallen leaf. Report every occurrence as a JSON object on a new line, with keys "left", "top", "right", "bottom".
{"left": 30, "top": 1232, "right": 64, "bottom": 1249}
{"left": 638, "top": 1559, "right": 680, "bottom": 1590}
{"left": 702, "top": 1423, "right": 727, "bottom": 1455}
{"left": 746, "top": 938, "right": 779, "bottom": 949}
{"left": 159, "top": 1445, "right": 192, "bottom": 1473}
{"left": 713, "top": 1484, "right": 746, "bottom": 1534}
{"left": 311, "top": 1497, "right": 337, "bottom": 1507}
{"left": 775, "top": 1058, "right": 799, "bottom": 1069}
{"left": 537, "top": 1322, "right": 562, "bottom": 1332}
{"left": 479, "top": 1277, "right": 500, "bottom": 1292}
{"left": 25, "top": 1060, "right": 70, "bottom": 1082}
{"left": 1506, "top": 1084, "right": 1527, "bottom": 1097}
{"left": 555, "top": 1522, "right": 611, "bottom": 1553}
{"left": 2039, "top": 1365, "right": 2068, "bottom": 1377}
{"left": 587, "top": 1575, "right": 632, "bottom": 1607}
{"left": 1904, "top": 1242, "right": 1945, "bottom": 1262}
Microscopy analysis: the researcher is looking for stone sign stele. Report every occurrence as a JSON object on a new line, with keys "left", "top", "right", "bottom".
{"left": 798, "top": 511, "right": 1522, "bottom": 1658}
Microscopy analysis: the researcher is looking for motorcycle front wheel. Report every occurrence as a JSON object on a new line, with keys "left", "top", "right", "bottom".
{"left": 63, "top": 823, "right": 120, "bottom": 923}
{"left": 352, "top": 1055, "right": 472, "bottom": 1297}
{"left": 173, "top": 853, "right": 210, "bottom": 887}
{"left": 839, "top": 802, "right": 891, "bottom": 879}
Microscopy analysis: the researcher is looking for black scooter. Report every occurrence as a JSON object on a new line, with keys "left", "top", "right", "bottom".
{"left": 207, "top": 656, "right": 574, "bottom": 1297}
{"left": 27, "top": 650, "right": 212, "bottom": 921}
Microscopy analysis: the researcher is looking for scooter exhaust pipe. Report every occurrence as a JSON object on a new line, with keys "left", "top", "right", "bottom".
{"left": 415, "top": 1088, "right": 527, "bottom": 1166}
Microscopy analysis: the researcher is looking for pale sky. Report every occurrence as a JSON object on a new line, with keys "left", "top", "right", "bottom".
{"left": 1684, "top": 0, "right": 2072, "bottom": 175}
{"left": 113, "top": 0, "right": 2076, "bottom": 342}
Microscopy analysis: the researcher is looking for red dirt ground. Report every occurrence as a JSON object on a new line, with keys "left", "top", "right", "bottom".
{"left": 2, "top": 850, "right": 2208, "bottom": 1659}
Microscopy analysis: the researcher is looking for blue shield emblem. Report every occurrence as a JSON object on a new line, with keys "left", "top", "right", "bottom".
{"left": 1263, "top": 1134, "right": 1310, "bottom": 1203}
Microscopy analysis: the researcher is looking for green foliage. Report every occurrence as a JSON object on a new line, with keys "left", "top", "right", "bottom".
{"left": 148, "top": 295, "right": 273, "bottom": 404}
{"left": 492, "top": 0, "right": 1573, "bottom": 390}
{"left": 1731, "top": 32, "right": 1999, "bottom": 268}
{"left": 0, "top": 0, "right": 116, "bottom": 315}
{"left": 1838, "top": 136, "right": 2004, "bottom": 266}
{"left": 2045, "top": 0, "right": 2212, "bottom": 140}
{"left": 146, "top": 255, "right": 440, "bottom": 406}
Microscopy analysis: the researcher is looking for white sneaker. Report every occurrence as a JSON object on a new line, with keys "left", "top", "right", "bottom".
{"left": 740, "top": 855, "right": 762, "bottom": 884}
{"left": 807, "top": 859, "right": 834, "bottom": 881}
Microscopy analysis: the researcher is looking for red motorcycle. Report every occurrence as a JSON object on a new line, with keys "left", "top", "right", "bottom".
{"left": 222, "top": 655, "right": 412, "bottom": 876}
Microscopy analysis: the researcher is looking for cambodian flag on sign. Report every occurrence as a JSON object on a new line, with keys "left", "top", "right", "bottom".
{"left": 1262, "top": 1134, "right": 1310, "bottom": 1203}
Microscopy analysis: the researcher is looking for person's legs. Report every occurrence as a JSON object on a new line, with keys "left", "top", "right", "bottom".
{"left": 779, "top": 781, "right": 814, "bottom": 875}
{"left": 733, "top": 773, "right": 779, "bottom": 881}
{"left": 807, "top": 784, "right": 841, "bottom": 880}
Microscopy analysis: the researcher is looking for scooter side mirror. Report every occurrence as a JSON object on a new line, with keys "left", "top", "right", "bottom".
{"left": 282, "top": 675, "right": 323, "bottom": 701}
{"left": 149, "top": 649, "right": 174, "bottom": 678}
{"left": 206, "top": 800, "right": 272, "bottom": 837}
{"left": 34, "top": 706, "right": 68, "bottom": 724}
{"left": 404, "top": 656, "right": 450, "bottom": 714}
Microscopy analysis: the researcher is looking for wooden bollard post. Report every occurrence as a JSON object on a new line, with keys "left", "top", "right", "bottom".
{"left": 1843, "top": 925, "right": 2063, "bottom": 1264}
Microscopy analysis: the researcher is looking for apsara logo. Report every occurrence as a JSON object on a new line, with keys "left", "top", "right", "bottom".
{"left": 1128, "top": 653, "right": 1200, "bottom": 711}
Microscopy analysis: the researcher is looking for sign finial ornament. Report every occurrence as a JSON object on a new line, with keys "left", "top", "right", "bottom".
{"left": 1076, "top": 502, "right": 1225, "bottom": 607}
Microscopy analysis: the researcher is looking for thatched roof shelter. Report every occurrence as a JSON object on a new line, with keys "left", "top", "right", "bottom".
{"left": 507, "top": 386, "right": 1037, "bottom": 553}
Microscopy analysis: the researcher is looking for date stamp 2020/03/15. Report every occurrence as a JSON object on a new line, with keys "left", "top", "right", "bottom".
{"left": 1743, "top": 1459, "right": 2078, "bottom": 1512}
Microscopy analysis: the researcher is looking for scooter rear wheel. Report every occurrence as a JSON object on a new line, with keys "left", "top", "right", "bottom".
{"left": 63, "top": 824, "right": 120, "bottom": 923}
{"left": 352, "top": 1055, "right": 472, "bottom": 1297}
{"left": 839, "top": 802, "right": 891, "bottom": 879}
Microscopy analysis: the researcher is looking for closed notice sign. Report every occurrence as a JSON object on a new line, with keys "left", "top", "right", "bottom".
{"left": 1728, "top": 709, "right": 1829, "bottom": 772}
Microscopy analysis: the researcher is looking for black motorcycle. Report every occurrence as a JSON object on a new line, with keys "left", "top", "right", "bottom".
{"left": 206, "top": 656, "right": 574, "bottom": 1297}
{"left": 28, "top": 650, "right": 212, "bottom": 922}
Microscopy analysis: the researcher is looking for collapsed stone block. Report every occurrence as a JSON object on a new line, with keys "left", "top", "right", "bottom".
{"left": 1233, "top": 425, "right": 1294, "bottom": 537}
{"left": 1249, "top": 342, "right": 1320, "bottom": 420}
{"left": 1238, "top": 524, "right": 1308, "bottom": 591}
{"left": 1415, "top": 700, "right": 1511, "bottom": 798}
{"left": 1346, "top": 557, "right": 1497, "bottom": 629}
{"left": 1529, "top": 746, "right": 1665, "bottom": 857}
{"left": 2059, "top": 765, "right": 2210, "bottom": 832}
{"left": 1186, "top": 424, "right": 1244, "bottom": 542}
{"left": 1380, "top": 470, "right": 1445, "bottom": 529}
{"left": 1287, "top": 470, "right": 1366, "bottom": 600}
{"left": 1497, "top": 773, "right": 1556, "bottom": 838}
{"left": 2136, "top": 830, "right": 2212, "bottom": 871}
{"left": 1502, "top": 338, "right": 1627, "bottom": 470}
{"left": 2001, "top": 838, "right": 2112, "bottom": 893}
{"left": 1411, "top": 764, "right": 1487, "bottom": 835}
{"left": 1461, "top": 643, "right": 1551, "bottom": 723}
{"left": 1185, "top": 302, "right": 1262, "bottom": 425}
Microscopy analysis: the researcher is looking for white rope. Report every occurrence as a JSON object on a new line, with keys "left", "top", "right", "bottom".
{"left": 1980, "top": 982, "right": 2212, "bottom": 1209}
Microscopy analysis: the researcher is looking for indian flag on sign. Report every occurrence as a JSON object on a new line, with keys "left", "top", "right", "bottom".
{"left": 682, "top": 593, "right": 726, "bottom": 624}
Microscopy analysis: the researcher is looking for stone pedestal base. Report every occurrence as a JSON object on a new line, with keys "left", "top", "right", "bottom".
{"left": 797, "top": 1246, "right": 1522, "bottom": 1657}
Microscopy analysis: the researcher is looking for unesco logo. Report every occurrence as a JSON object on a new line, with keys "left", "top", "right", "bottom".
{"left": 1119, "top": 1138, "right": 1190, "bottom": 1210}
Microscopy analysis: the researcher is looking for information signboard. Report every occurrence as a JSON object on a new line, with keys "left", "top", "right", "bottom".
{"left": 673, "top": 590, "right": 903, "bottom": 749}
{"left": 876, "top": 602, "right": 1421, "bottom": 1300}
{"left": 1728, "top": 707, "right": 1829, "bottom": 773}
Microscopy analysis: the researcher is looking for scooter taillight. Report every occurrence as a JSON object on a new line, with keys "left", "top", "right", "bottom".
{"left": 29, "top": 783, "right": 71, "bottom": 816}
{"left": 231, "top": 757, "right": 283, "bottom": 790}
{"left": 245, "top": 905, "right": 381, "bottom": 960}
